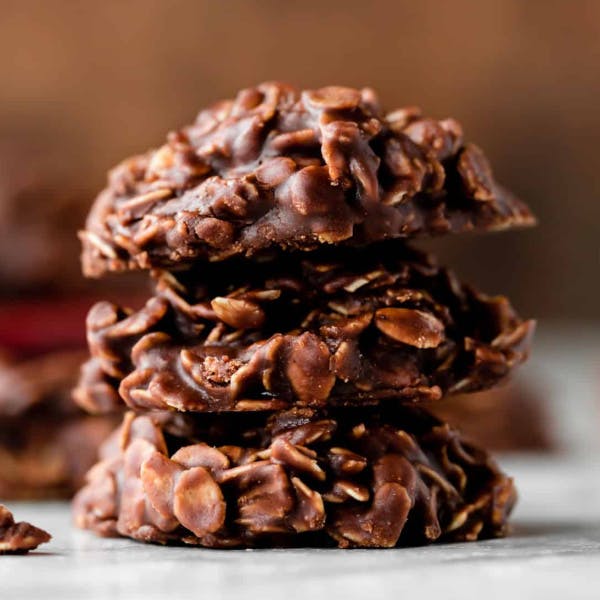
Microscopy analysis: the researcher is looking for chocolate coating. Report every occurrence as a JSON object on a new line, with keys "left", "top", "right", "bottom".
{"left": 73, "top": 405, "right": 516, "bottom": 548}
{"left": 74, "top": 244, "right": 534, "bottom": 413}
{"left": 80, "top": 83, "right": 535, "bottom": 276}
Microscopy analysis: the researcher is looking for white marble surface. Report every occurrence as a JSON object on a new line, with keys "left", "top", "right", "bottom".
{"left": 2, "top": 455, "right": 600, "bottom": 600}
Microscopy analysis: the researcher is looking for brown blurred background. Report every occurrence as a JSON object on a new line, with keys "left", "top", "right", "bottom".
{"left": 0, "top": 0, "right": 598, "bottom": 319}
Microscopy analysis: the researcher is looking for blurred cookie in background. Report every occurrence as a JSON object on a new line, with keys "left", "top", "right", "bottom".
{"left": 0, "top": 136, "right": 89, "bottom": 297}
{"left": 0, "top": 136, "right": 145, "bottom": 345}
{"left": 0, "top": 131, "right": 146, "bottom": 303}
{"left": 0, "top": 350, "right": 118, "bottom": 499}
{"left": 426, "top": 381, "right": 555, "bottom": 453}
{"left": 0, "top": 132, "right": 129, "bottom": 499}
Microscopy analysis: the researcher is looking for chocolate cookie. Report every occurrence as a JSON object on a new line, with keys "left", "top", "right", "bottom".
{"left": 74, "top": 244, "right": 534, "bottom": 413}
{"left": 73, "top": 405, "right": 516, "bottom": 548}
{"left": 80, "top": 83, "right": 535, "bottom": 276}
{"left": 0, "top": 351, "right": 118, "bottom": 499}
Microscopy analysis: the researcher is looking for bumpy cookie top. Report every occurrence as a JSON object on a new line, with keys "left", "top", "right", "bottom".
{"left": 80, "top": 82, "right": 535, "bottom": 276}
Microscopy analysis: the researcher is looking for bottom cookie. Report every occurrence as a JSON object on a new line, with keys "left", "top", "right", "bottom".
{"left": 74, "top": 405, "right": 516, "bottom": 548}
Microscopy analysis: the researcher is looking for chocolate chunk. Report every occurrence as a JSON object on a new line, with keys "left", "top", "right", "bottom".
{"left": 80, "top": 83, "right": 535, "bottom": 276}
{"left": 73, "top": 405, "right": 516, "bottom": 548}
{"left": 0, "top": 351, "right": 118, "bottom": 499}
{"left": 0, "top": 505, "right": 51, "bottom": 553}
{"left": 74, "top": 244, "right": 534, "bottom": 413}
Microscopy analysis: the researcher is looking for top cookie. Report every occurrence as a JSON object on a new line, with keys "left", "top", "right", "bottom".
{"left": 80, "top": 82, "right": 535, "bottom": 276}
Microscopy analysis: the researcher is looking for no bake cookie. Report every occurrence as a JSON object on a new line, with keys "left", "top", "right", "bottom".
{"left": 74, "top": 405, "right": 515, "bottom": 548}
{"left": 80, "top": 83, "right": 535, "bottom": 276}
{"left": 74, "top": 245, "right": 533, "bottom": 413}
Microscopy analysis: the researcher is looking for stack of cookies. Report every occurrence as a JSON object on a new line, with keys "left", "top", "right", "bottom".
{"left": 73, "top": 83, "right": 535, "bottom": 548}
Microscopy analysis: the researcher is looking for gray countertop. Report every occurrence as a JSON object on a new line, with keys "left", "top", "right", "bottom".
{"left": 2, "top": 455, "right": 600, "bottom": 600}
